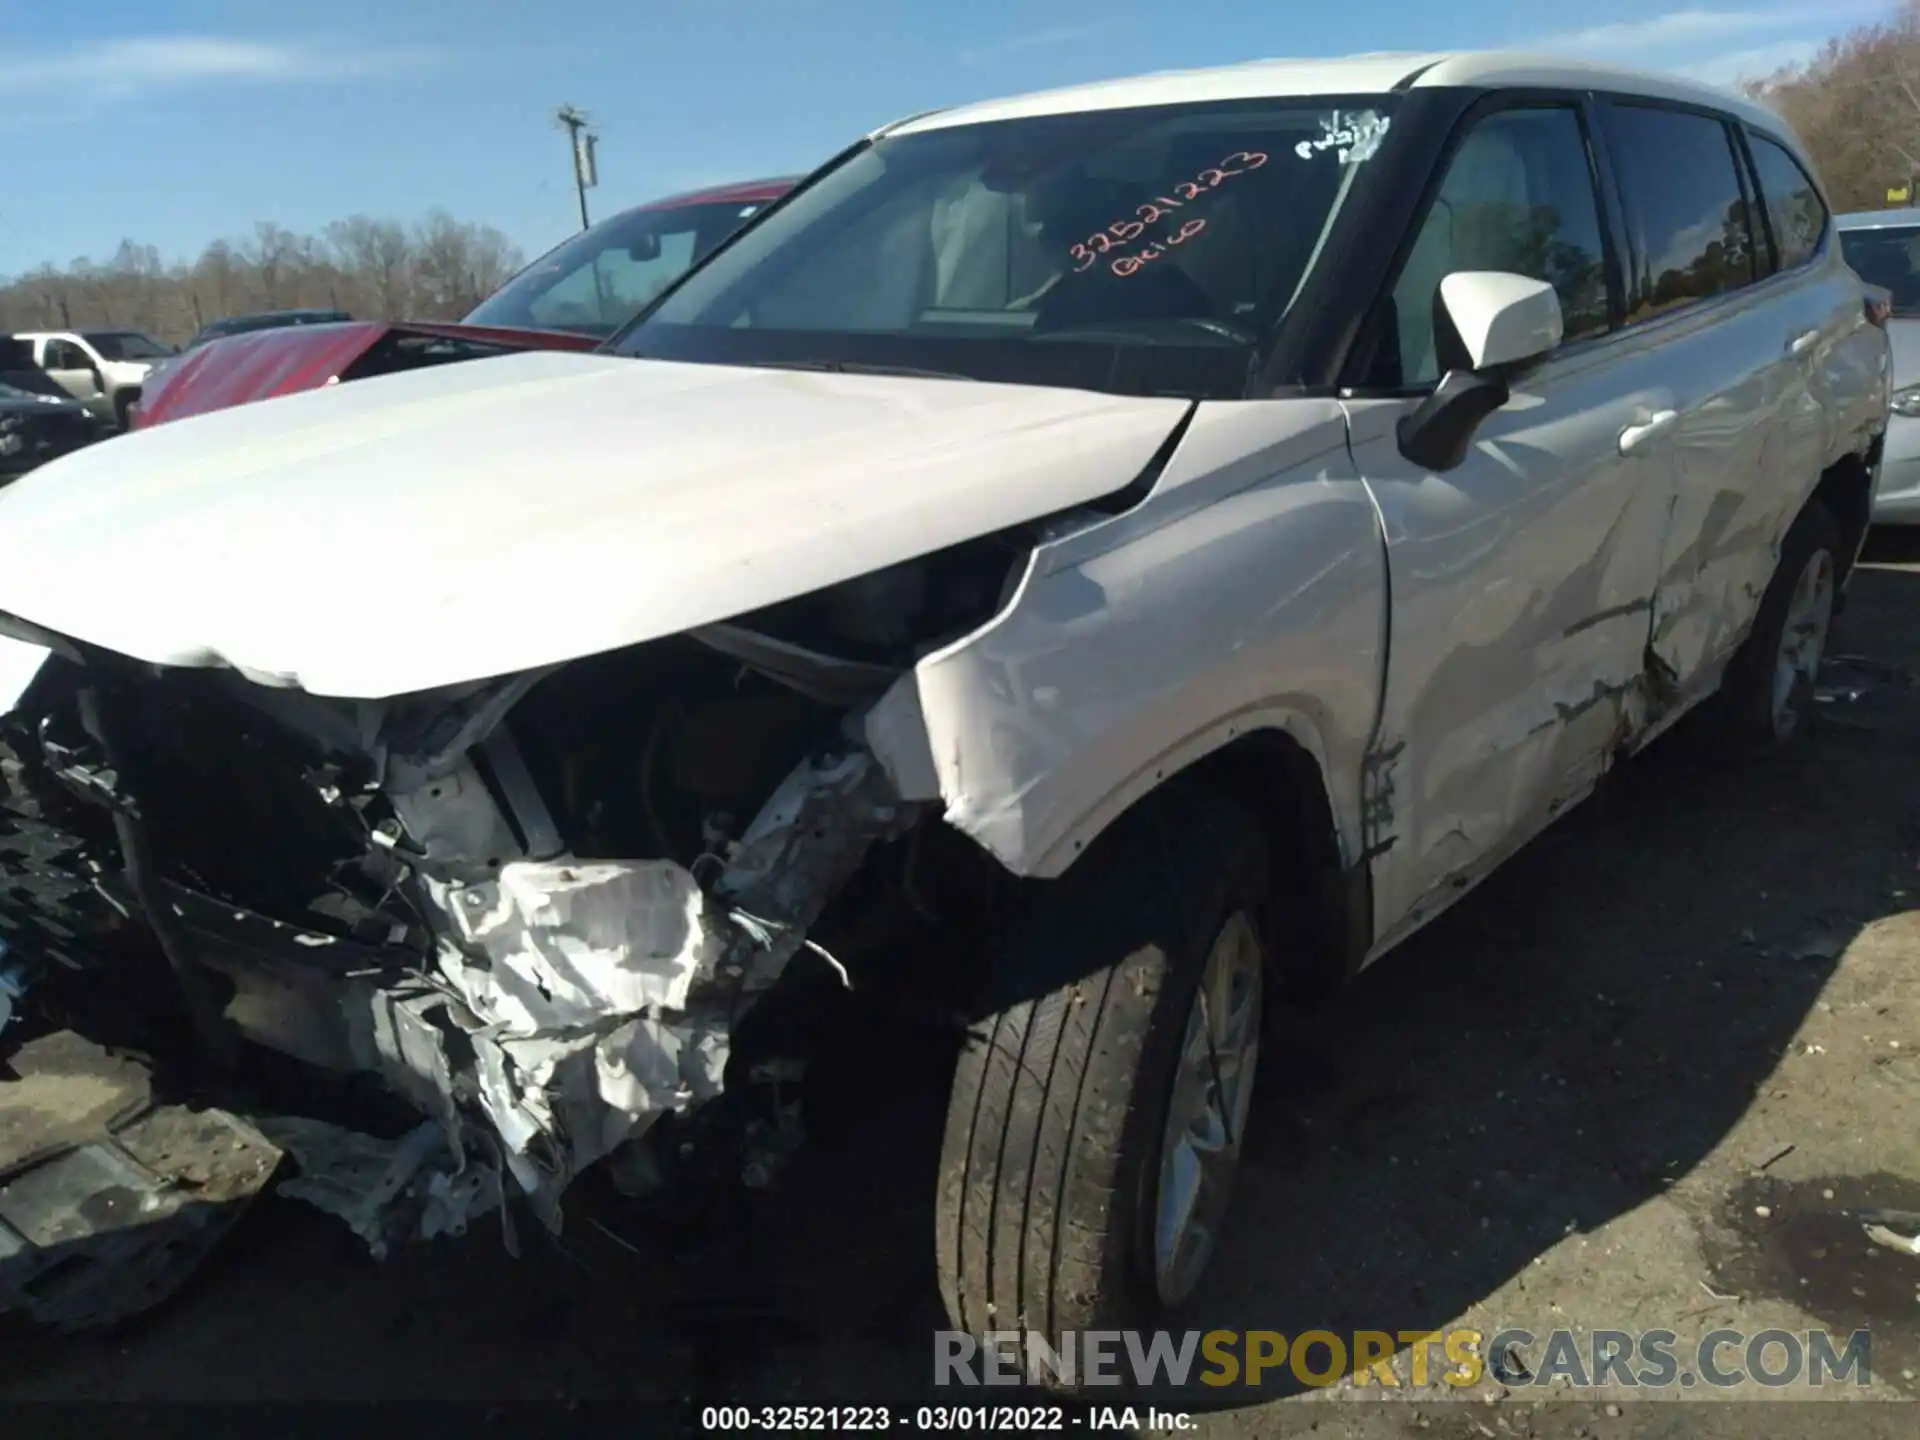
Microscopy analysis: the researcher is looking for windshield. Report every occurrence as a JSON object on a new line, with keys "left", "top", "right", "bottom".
{"left": 1840, "top": 225, "right": 1920, "bottom": 314}
{"left": 464, "top": 200, "right": 775, "bottom": 336}
{"left": 611, "top": 100, "right": 1393, "bottom": 398}
{"left": 83, "top": 331, "right": 173, "bottom": 360}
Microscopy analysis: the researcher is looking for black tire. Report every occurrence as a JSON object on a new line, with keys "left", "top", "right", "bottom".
{"left": 1704, "top": 497, "right": 1842, "bottom": 753}
{"left": 935, "top": 787, "right": 1270, "bottom": 1354}
{"left": 113, "top": 392, "right": 135, "bottom": 433}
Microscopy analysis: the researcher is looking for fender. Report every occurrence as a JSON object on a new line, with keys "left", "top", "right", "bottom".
{"left": 865, "top": 400, "right": 1386, "bottom": 880}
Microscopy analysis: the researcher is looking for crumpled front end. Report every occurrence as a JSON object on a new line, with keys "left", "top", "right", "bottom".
{"left": 0, "top": 622, "right": 930, "bottom": 1250}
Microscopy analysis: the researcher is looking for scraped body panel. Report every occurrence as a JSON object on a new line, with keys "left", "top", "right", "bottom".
{"left": 869, "top": 400, "right": 1382, "bottom": 878}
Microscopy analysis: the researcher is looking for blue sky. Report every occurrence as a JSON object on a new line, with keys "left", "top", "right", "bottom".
{"left": 0, "top": 2, "right": 1883, "bottom": 277}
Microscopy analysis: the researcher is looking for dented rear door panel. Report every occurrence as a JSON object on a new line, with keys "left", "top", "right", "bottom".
{"left": 1636, "top": 281, "right": 1822, "bottom": 693}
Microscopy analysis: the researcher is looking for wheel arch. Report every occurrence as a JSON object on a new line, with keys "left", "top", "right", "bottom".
{"left": 992, "top": 716, "right": 1371, "bottom": 1002}
{"left": 1811, "top": 440, "right": 1878, "bottom": 592}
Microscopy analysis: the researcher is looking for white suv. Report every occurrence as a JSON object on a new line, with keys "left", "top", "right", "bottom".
{"left": 0, "top": 52, "right": 1890, "bottom": 1341}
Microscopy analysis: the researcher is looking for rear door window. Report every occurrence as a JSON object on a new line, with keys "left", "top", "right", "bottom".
{"left": 1603, "top": 103, "right": 1762, "bottom": 321}
{"left": 1747, "top": 134, "right": 1829, "bottom": 271}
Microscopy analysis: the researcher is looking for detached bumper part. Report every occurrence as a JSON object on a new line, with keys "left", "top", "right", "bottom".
{"left": 0, "top": 1031, "right": 282, "bottom": 1331}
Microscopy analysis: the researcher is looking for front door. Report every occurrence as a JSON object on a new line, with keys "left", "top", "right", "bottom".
{"left": 1344, "top": 100, "right": 1679, "bottom": 952}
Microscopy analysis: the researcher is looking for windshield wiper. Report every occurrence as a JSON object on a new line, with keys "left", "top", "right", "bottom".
{"left": 752, "top": 358, "right": 969, "bottom": 381}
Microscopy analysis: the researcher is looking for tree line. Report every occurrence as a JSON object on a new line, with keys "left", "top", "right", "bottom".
{"left": 1748, "top": 0, "right": 1920, "bottom": 212}
{"left": 0, "top": 212, "right": 528, "bottom": 344}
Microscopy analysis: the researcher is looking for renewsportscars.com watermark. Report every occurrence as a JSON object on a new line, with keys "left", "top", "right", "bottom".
{"left": 934, "top": 1328, "right": 1876, "bottom": 1391}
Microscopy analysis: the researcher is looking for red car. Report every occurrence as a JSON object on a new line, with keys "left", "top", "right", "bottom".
{"left": 132, "top": 176, "right": 795, "bottom": 429}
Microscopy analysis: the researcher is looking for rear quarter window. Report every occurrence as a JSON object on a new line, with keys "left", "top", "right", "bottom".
{"left": 1603, "top": 102, "right": 1763, "bottom": 322}
{"left": 1746, "top": 134, "right": 1829, "bottom": 271}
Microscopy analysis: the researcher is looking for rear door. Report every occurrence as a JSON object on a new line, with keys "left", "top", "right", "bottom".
{"left": 1745, "top": 132, "right": 1880, "bottom": 499}
{"left": 1593, "top": 100, "right": 1816, "bottom": 699}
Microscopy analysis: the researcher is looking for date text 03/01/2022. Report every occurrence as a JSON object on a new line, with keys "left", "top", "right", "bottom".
{"left": 697, "top": 1404, "right": 1196, "bottom": 1431}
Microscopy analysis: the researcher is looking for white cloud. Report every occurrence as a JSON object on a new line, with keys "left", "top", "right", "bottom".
{"left": 1542, "top": 10, "right": 1794, "bottom": 56}
{"left": 959, "top": 27, "right": 1096, "bottom": 70}
{"left": 1674, "top": 36, "right": 1829, "bottom": 86}
{"left": 1522, "top": 6, "right": 1877, "bottom": 93}
{"left": 0, "top": 36, "right": 433, "bottom": 104}
{"left": 1533, "top": 5, "right": 1878, "bottom": 61}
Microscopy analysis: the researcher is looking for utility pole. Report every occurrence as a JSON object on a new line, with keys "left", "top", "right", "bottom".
{"left": 556, "top": 104, "right": 599, "bottom": 232}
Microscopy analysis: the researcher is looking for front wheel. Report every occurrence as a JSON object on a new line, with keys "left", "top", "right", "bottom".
{"left": 935, "top": 789, "right": 1270, "bottom": 1356}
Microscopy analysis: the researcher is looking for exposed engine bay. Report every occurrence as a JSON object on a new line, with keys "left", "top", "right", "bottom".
{"left": 0, "top": 536, "right": 1024, "bottom": 1260}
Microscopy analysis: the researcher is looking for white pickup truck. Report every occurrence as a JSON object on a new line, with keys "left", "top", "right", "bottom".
{"left": 9, "top": 327, "right": 175, "bottom": 431}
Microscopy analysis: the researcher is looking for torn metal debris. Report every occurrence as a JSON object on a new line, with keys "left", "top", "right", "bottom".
{"left": 257, "top": 1116, "right": 507, "bottom": 1259}
{"left": 0, "top": 601, "right": 946, "bottom": 1263}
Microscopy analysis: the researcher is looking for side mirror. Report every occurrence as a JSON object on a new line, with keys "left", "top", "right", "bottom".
{"left": 1396, "top": 272, "right": 1563, "bottom": 472}
{"left": 627, "top": 233, "right": 662, "bottom": 263}
{"left": 1437, "top": 271, "right": 1563, "bottom": 370}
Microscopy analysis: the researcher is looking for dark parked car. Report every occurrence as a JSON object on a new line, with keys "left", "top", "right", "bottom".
{"left": 0, "top": 381, "right": 101, "bottom": 480}
{"left": 186, "top": 308, "right": 356, "bottom": 349}
{"left": 0, "top": 338, "right": 70, "bottom": 400}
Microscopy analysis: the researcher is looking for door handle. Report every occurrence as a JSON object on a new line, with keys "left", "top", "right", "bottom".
{"left": 1788, "top": 329, "right": 1820, "bottom": 357}
{"left": 1618, "top": 409, "right": 1678, "bottom": 456}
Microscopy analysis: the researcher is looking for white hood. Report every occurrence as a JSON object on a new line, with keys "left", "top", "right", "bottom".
{"left": 0, "top": 350, "right": 1188, "bottom": 698}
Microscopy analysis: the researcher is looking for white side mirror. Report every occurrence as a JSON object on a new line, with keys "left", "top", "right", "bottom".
{"left": 1439, "top": 271, "right": 1564, "bottom": 370}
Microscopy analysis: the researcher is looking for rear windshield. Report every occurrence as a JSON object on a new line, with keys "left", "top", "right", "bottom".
{"left": 1840, "top": 225, "right": 1920, "bottom": 313}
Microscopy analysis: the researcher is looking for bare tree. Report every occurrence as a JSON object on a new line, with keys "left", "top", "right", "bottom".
{"left": 0, "top": 209, "right": 525, "bottom": 342}
{"left": 409, "top": 210, "right": 524, "bottom": 318}
{"left": 244, "top": 221, "right": 303, "bottom": 310}
{"left": 1747, "top": 1, "right": 1920, "bottom": 210}
{"left": 325, "top": 215, "right": 415, "bottom": 319}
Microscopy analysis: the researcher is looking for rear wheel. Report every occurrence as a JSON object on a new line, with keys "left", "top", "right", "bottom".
{"left": 935, "top": 788, "right": 1270, "bottom": 1355}
{"left": 1707, "top": 498, "right": 1841, "bottom": 751}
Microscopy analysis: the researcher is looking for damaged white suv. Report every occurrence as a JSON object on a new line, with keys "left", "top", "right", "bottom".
{"left": 0, "top": 52, "right": 1890, "bottom": 1339}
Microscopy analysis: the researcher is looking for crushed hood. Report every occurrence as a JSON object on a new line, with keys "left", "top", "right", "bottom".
{"left": 0, "top": 349, "right": 1188, "bottom": 697}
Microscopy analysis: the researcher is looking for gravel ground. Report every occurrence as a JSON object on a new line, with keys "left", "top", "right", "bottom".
{"left": 1, "top": 538, "right": 1917, "bottom": 1437}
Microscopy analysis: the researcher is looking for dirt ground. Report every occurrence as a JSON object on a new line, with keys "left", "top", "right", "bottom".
{"left": 2, "top": 538, "right": 1918, "bottom": 1437}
